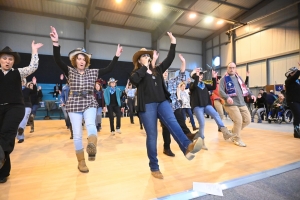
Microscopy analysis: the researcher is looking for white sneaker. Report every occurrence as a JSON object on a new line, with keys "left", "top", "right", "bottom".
{"left": 268, "top": 115, "right": 272, "bottom": 120}
{"left": 111, "top": 131, "right": 115, "bottom": 136}
{"left": 116, "top": 129, "right": 121, "bottom": 134}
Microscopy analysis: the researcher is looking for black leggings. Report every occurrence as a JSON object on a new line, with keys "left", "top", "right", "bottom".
{"left": 107, "top": 104, "right": 121, "bottom": 132}
{"left": 288, "top": 102, "right": 300, "bottom": 127}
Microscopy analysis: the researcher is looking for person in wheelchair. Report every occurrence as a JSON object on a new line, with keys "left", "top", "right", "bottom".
{"left": 268, "top": 93, "right": 287, "bottom": 121}
{"left": 251, "top": 93, "right": 265, "bottom": 123}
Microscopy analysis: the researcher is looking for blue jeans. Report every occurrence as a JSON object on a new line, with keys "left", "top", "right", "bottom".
{"left": 193, "top": 105, "right": 224, "bottom": 139}
{"left": 31, "top": 104, "right": 40, "bottom": 116}
{"left": 182, "top": 108, "right": 196, "bottom": 127}
{"left": 68, "top": 108, "right": 97, "bottom": 151}
{"left": 139, "top": 100, "right": 191, "bottom": 171}
{"left": 16, "top": 107, "right": 31, "bottom": 140}
{"left": 96, "top": 107, "right": 102, "bottom": 124}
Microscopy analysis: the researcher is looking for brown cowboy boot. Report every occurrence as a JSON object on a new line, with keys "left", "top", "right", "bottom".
{"left": 86, "top": 134, "right": 97, "bottom": 161}
{"left": 76, "top": 149, "right": 89, "bottom": 173}
{"left": 185, "top": 138, "right": 203, "bottom": 160}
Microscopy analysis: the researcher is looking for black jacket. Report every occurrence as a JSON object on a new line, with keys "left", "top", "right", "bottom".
{"left": 285, "top": 70, "right": 300, "bottom": 103}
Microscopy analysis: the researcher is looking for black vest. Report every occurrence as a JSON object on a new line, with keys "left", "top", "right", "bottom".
{"left": 0, "top": 69, "right": 24, "bottom": 105}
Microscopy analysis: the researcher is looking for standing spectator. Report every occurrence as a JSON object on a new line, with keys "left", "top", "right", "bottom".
{"left": 60, "top": 81, "right": 73, "bottom": 139}
{"left": 0, "top": 41, "right": 43, "bottom": 183}
{"left": 104, "top": 78, "right": 122, "bottom": 135}
{"left": 28, "top": 77, "right": 39, "bottom": 133}
{"left": 125, "top": 79, "right": 137, "bottom": 124}
{"left": 219, "top": 62, "right": 256, "bottom": 147}
{"left": 285, "top": 66, "right": 300, "bottom": 138}
{"left": 266, "top": 90, "right": 277, "bottom": 115}
{"left": 94, "top": 80, "right": 105, "bottom": 132}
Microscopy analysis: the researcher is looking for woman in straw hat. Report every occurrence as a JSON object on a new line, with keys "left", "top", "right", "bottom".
{"left": 50, "top": 26, "right": 123, "bottom": 173}
{"left": 285, "top": 65, "right": 300, "bottom": 138}
{"left": 130, "top": 32, "right": 202, "bottom": 179}
{"left": 0, "top": 41, "right": 43, "bottom": 183}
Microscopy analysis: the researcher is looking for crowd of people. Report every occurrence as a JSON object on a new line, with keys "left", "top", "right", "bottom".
{"left": 0, "top": 27, "right": 299, "bottom": 183}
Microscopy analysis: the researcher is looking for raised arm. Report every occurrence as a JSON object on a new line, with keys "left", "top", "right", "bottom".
{"left": 18, "top": 41, "right": 43, "bottom": 80}
{"left": 50, "top": 26, "right": 68, "bottom": 76}
{"left": 285, "top": 66, "right": 300, "bottom": 85}
{"left": 206, "top": 70, "right": 217, "bottom": 91}
{"left": 98, "top": 44, "right": 122, "bottom": 77}
{"left": 151, "top": 50, "right": 159, "bottom": 68}
{"left": 156, "top": 32, "right": 176, "bottom": 73}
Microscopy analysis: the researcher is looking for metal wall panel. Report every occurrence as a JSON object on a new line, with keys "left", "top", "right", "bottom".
{"left": 221, "top": 42, "right": 233, "bottom": 66}
{"left": 248, "top": 61, "right": 267, "bottom": 87}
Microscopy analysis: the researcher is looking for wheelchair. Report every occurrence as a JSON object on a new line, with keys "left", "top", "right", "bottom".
{"left": 267, "top": 106, "right": 293, "bottom": 124}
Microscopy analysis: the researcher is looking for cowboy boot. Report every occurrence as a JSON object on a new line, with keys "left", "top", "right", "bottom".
{"left": 220, "top": 127, "right": 235, "bottom": 140}
{"left": 294, "top": 125, "right": 300, "bottom": 139}
{"left": 96, "top": 123, "right": 100, "bottom": 132}
{"left": 185, "top": 137, "right": 203, "bottom": 160}
{"left": 76, "top": 149, "right": 89, "bottom": 173}
{"left": 86, "top": 134, "right": 97, "bottom": 161}
{"left": 30, "top": 115, "right": 35, "bottom": 133}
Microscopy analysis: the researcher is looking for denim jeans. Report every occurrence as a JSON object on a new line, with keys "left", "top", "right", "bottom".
{"left": 95, "top": 107, "right": 103, "bottom": 125}
{"left": 31, "top": 104, "right": 40, "bottom": 116}
{"left": 16, "top": 107, "right": 32, "bottom": 140}
{"left": 139, "top": 100, "right": 191, "bottom": 171}
{"left": 193, "top": 105, "right": 224, "bottom": 139}
{"left": 68, "top": 108, "right": 97, "bottom": 151}
{"left": 181, "top": 108, "right": 196, "bottom": 127}
{"left": 61, "top": 106, "right": 71, "bottom": 127}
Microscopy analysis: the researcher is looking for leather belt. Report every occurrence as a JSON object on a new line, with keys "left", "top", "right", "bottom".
{"left": 70, "top": 91, "right": 93, "bottom": 98}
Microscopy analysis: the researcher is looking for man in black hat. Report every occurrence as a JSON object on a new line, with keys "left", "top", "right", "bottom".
{"left": 285, "top": 65, "right": 300, "bottom": 138}
{"left": 0, "top": 41, "right": 43, "bottom": 183}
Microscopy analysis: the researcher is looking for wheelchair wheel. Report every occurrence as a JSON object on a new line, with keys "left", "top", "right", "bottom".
{"left": 283, "top": 109, "right": 293, "bottom": 124}
{"left": 268, "top": 119, "right": 271, "bottom": 123}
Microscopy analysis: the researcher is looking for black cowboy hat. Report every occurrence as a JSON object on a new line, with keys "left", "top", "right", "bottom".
{"left": 0, "top": 46, "right": 21, "bottom": 64}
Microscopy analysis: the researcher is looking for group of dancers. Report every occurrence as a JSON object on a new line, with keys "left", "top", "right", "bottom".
{"left": 1, "top": 26, "right": 300, "bottom": 183}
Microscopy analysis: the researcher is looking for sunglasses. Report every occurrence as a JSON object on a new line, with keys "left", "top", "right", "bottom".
{"left": 141, "top": 54, "right": 150, "bottom": 58}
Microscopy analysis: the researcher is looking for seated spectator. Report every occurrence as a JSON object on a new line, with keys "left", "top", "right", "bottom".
{"left": 251, "top": 93, "right": 265, "bottom": 123}
{"left": 268, "top": 93, "right": 287, "bottom": 120}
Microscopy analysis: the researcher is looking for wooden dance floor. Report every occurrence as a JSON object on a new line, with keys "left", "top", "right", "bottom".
{"left": 0, "top": 117, "right": 299, "bottom": 200}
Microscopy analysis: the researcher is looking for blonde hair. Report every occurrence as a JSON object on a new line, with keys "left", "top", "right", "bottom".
{"left": 70, "top": 53, "right": 91, "bottom": 68}
{"left": 177, "top": 82, "right": 186, "bottom": 100}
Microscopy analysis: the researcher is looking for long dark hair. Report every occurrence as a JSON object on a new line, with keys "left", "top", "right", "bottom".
{"left": 132, "top": 57, "right": 157, "bottom": 76}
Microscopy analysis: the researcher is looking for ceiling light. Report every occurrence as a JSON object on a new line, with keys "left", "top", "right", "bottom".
{"left": 217, "top": 20, "right": 224, "bottom": 25}
{"left": 116, "top": 0, "right": 122, "bottom": 3}
{"left": 151, "top": 3, "right": 162, "bottom": 13}
{"left": 189, "top": 13, "right": 196, "bottom": 19}
{"left": 204, "top": 16, "right": 214, "bottom": 23}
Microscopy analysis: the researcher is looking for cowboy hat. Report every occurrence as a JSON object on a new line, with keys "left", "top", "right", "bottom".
{"left": 68, "top": 47, "right": 91, "bottom": 61}
{"left": 132, "top": 48, "right": 153, "bottom": 65}
{"left": 0, "top": 46, "right": 21, "bottom": 64}
{"left": 108, "top": 77, "right": 118, "bottom": 85}
{"left": 285, "top": 66, "right": 298, "bottom": 77}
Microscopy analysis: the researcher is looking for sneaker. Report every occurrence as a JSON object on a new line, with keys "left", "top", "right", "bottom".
{"left": 151, "top": 170, "right": 163, "bottom": 179}
{"left": 257, "top": 119, "right": 262, "bottom": 123}
{"left": 111, "top": 131, "right": 115, "bottom": 136}
{"left": 268, "top": 115, "right": 272, "bottom": 120}
{"left": 116, "top": 129, "right": 121, "bottom": 134}
{"left": 18, "top": 139, "right": 24, "bottom": 143}
{"left": 231, "top": 137, "right": 246, "bottom": 147}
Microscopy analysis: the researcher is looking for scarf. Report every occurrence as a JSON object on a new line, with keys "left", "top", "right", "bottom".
{"left": 95, "top": 90, "right": 102, "bottom": 99}
{"left": 110, "top": 87, "right": 116, "bottom": 94}
{"left": 197, "top": 82, "right": 205, "bottom": 90}
{"left": 224, "top": 73, "right": 248, "bottom": 97}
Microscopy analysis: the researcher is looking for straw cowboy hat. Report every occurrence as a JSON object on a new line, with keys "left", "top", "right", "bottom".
{"left": 108, "top": 77, "right": 118, "bottom": 85}
{"left": 285, "top": 66, "right": 298, "bottom": 77}
{"left": 68, "top": 47, "right": 91, "bottom": 61}
{"left": 132, "top": 48, "right": 153, "bottom": 65}
{"left": 0, "top": 46, "right": 21, "bottom": 64}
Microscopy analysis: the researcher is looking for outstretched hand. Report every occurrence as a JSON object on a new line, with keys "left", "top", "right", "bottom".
{"left": 212, "top": 70, "right": 218, "bottom": 78}
{"left": 32, "top": 76, "right": 37, "bottom": 84}
{"left": 178, "top": 54, "right": 185, "bottom": 63}
{"left": 60, "top": 74, "right": 64, "bottom": 80}
{"left": 116, "top": 44, "right": 123, "bottom": 57}
{"left": 167, "top": 32, "right": 176, "bottom": 44}
{"left": 32, "top": 40, "right": 43, "bottom": 54}
{"left": 50, "top": 26, "right": 59, "bottom": 42}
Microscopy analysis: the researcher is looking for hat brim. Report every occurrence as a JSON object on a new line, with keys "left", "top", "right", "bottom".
{"left": 132, "top": 50, "right": 153, "bottom": 65}
{"left": 108, "top": 80, "right": 118, "bottom": 84}
{"left": 0, "top": 52, "right": 21, "bottom": 64}
{"left": 68, "top": 50, "right": 91, "bottom": 61}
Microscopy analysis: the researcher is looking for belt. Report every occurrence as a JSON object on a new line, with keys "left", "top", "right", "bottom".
{"left": 70, "top": 91, "right": 93, "bottom": 98}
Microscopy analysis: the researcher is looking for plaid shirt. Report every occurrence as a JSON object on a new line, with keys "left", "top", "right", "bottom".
{"left": 66, "top": 67, "right": 99, "bottom": 112}
{"left": 166, "top": 72, "right": 185, "bottom": 111}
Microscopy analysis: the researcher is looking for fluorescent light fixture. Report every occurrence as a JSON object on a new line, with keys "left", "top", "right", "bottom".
{"left": 212, "top": 56, "right": 220, "bottom": 67}
{"left": 189, "top": 13, "right": 196, "bottom": 19}
{"left": 204, "top": 16, "right": 214, "bottom": 23}
{"left": 152, "top": 2, "right": 162, "bottom": 13}
{"left": 217, "top": 20, "right": 224, "bottom": 25}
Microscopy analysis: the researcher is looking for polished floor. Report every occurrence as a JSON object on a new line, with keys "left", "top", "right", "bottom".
{"left": 0, "top": 117, "right": 299, "bottom": 200}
